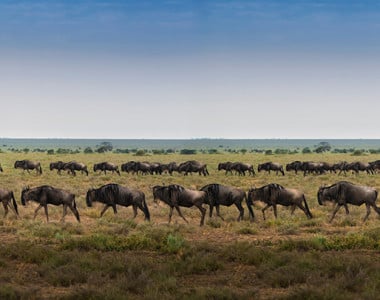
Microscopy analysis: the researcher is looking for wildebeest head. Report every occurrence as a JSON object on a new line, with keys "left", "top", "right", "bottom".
{"left": 247, "top": 187, "right": 261, "bottom": 204}
{"left": 152, "top": 185, "right": 165, "bottom": 204}
{"left": 21, "top": 186, "right": 30, "bottom": 205}
{"left": 86, "top": 189, "right": 95, "bottom": 207}
{"left": 317, "top": 186, "right": 330, "bottom": 205}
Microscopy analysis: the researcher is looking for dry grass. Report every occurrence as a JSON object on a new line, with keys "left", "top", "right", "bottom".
{"left": 1, "top": 151, "right": 380, "bottom": 299}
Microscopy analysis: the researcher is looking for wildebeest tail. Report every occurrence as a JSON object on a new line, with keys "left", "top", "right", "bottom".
{"left": 142, "top": 194, "right": 150, "bottom": 221}
{"left": 11, "top": 191, "right": 18, "bottom": 215}
{"left": 38, "top": 164, "right": 43, "bottom": 174}
{"left": 303, "top": 195, "right": 313, "bottom": 218}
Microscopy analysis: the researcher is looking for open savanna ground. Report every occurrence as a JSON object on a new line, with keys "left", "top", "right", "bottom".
{"left": 1, "top": 151, "right": 380, "bottom": 299}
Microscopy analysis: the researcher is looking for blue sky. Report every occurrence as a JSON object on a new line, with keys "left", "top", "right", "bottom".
{"left": 0, "top": 1, "right": 379, "bottom": 138}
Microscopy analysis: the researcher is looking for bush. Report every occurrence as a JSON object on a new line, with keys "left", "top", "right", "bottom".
{"left": 180, "top": 149, "right": 197, "bottom": 155}
{"left": 83, "top": 147, "right": 93, "bottom": 154}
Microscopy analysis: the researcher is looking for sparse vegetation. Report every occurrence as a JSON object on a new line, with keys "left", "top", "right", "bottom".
{"left": 1, "top": 150, "right": 380, "bottom": 298}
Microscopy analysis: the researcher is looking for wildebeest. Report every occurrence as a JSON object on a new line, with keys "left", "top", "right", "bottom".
{"left": 167, "top": 162, "right": 179, "bottom": 175}
{"left": 342, "top": 162, "right": 374, "bottom": 175}
{"left": 93, "top": 162, "right": 120, "bottom": 175}
{"left": 49, "top": 161, "right": 66, "bottom": 174}
{"left": 301, "top": 161, "right": 324, "bottom": 176}
{"left": 258, "top": 162, "right": 285, "bottom": 176}
{"left": 286, "top": 161, "right": 303, "bottom": 174}
{"left": 369, "top": 160, "right": 380, "bottom": 173}
{"left": 0, "top": 164, "right": 3, "bottom": 172}
{"left": 233, "top": 162, "right": 255, "bottom": 176}
{"left": 247, "top": 184, "right": 312, "bottom": 220}
{"left": 14, "top": 160, "right": 42, "bottom": 174}
{"left": 218, "top": 162, "right": 234, "bottom": 175}
{"left": 200, "top": 183, "right": 254, "bottom": 221}
{"left": 152, "top": 184, "right": 207, "bottom": 226}
{"left": 21, "top": 186, "right": 80, "bottom": 222}
{"left": 178, "top": 160, "right": 209, "bottom": 176}
{"left": 86, "top": 184, "right": 150, "bottom": 220}
{"left": 64, "top": 161, "right": 89, "bottom": 176}
{"left": 317, "top": 181, "right": 380, "bottom": 222}
{"left": 0, "top": 189, "right": 18, "bottom": 217}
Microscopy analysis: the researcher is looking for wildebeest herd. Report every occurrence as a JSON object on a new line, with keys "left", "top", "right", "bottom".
{"left": 1, "top": 158, "right": 380, "bottom": 225}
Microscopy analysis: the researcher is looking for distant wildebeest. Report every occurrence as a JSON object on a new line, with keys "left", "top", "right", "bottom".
{"left": 369, "top": 160, "right": 380, "bottom": 173}
{"left": 233, "top": 162, "right": 255, "bottom": 176}
{"left": 178, "top": 160, "right": 209, "bottom": 176}
{"left": 152, "top": 184, "right": 207, "bottom": 226}
{"left": 21, "top": 186, "right": 80, "bottom": 222}
{"left": 135, "top": 162, "right": 153, "bottom": 175}
{"left": 50, "top": 161, "right": 66, "bottom": 174}
{"left": 286, "top": 161, "right": 303, "bottom": 174}
{"left": 93, "top": 162, "right": 120, "bottom": 175}
{"left": 167, "top": 162, "right": 179, "bottom": 175}
{"left": 14, "top": 160, "right": 42, "bottom": 174}
{"left": 247, "top": 184, "right": 312, "bottom": 220}
{"left": 121, "top": 161, "right": 137, "bottom": 174}
{"left": 0, "top": 189, "right": 18, "bottom": 218}
{"left": 0, "top": 164, "right": 3, "bottom": 172}
{"left": 317, "top": 181, "right": 380, "bottom": 222}
{"left": 218, "top": 162, "right": 234, "bottom": 175}
{"left": 63, "top": 161, "right": 89, "bottom": 176}
{"left": 301, "top": 161, "right": 324, "bottom": 176}
{"left": 86, "top": 183, "right": 150, "bottom": 220}
{"left": 200, "top": 183, "right": 254, "bottom": 221}
{"left": 258, "top": 162, "right": 285, "bottom": 176}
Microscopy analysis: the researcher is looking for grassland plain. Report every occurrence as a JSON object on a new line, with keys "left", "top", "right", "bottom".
{"left": 1, "top": 151, "right": 380, "bottom": 299}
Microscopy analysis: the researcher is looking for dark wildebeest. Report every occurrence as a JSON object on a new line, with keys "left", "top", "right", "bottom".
{"left": 167, "top": 162, "right": 179, "bottom": 175}
{"left": 258, "top": 162, "right": 285, "bottom": 176}
{"left": 0, "top": 164, "right": 3, "bottom": 172}
{"left": 369, "top": 160, "right": 380, "bottom": 173}
{"left": 152, "top": 184, "right": 207, "bottom": 226}
{"left": 86, "top": 184, "right": 150, "bottom": 220}
{"left": 49, "top": 161, "right": 66, "bottom": 174}
{"left": 317, "top": 181, "right": 380, "bottom": 222}
{"left": 178, "top": 160, "right": 209, "bottom": 176}
{"left": 134, "top": 162, "right": 153, "bottom": 175}
{"left": 338, "top": 162, "right": 373, "bottom": 175}
{"left": 63, "top": 161, "right": 89, "bottom": 176}
{"left": 247, "top": 184, "right": 312, "bottom": 220}
{"left": 93, "top": 162, "right": 120, "bottom": 175}
{"left": 200, "top": 183, "right": 254, "bottom": 221}
{"left": 21, "top": 186, "right": 80, "bottom": 222}
{"left": 301, "top": 161, "right": 324, "bottom": 176}
{"left": 233, "top": 162, "right": 255, "bottom": 176}
{"left": 14, "top": 160, "right": 42, "bottom": 174}
{"left": 286, "top": 161, "right": 303, "bottom": 175}
{"left": 218, "top": 162, "right": 234, "bottom": 175}
{"left": 0, "top": 189, "right": 18, "bottom": 217}
{"left": 121, "top": 161, "right": 137, "bottom": 174}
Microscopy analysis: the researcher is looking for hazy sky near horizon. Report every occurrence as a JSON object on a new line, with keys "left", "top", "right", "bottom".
{"left": 1, "top": 0, "right": 379, "bottom": 139}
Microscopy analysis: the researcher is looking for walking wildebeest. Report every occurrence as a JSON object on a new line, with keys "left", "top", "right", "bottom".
{"left": 0, "top": 189, "right": 18, "bottom": 218}
{"left": 50, "top": 161, "right": 66, "bottom": 174}
{"left": 21, "top": 186, "right": 80, "bottom": 222}
{"left": 64, "top": 161, "right": 89, "bottom": 176}
{"left": 233, "top": 162, "right": 255, "bottom": 176}
{"left": 86, "top": 184, "right": 150, "bottom": 220}
{"left": 152, "top": 184, "right": 207, "bottom": 226}
{"left": 247, "top": 184, "right": 312, "bottom": 220}
{"left": 178, "top": 161, "right": 209, "bottom": 176}
{"left": 317, "top": 181, "right": 380, "bottom": 222}
{"left": 218, "top": 162, "right": 234, "bottom": 175}
{"left": 93, "top": 162, "right": 120, "bottom": 175}
{"left": 200, "top": 183, "right": 254, "bottom": 221}
{"left": 258, "top": 162, "right": 285, "bottom": 176}
{"left": 286, "top": 161, "right": 303, "bottom": 174}
{"left": 167, "top": 162, "right": 179, "bottom": 175}
{"left": 14, "top": 160, "right": 42, "bottom": 174}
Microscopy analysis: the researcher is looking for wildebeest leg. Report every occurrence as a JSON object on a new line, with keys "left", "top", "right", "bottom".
{"left": 132, "top": 205, "right": 138, "bottom": 218}
{"left": 262, "top": 204, "right": 271, "bottom": 220}
{"left": 100, "top": 205, "right": 111, "bottom": 217}
{"left": 61, "top": 204, "right": 68, "bottom": 222}
{"left": 290, "top": 205, "right": 296, "bottom": 215}
{"left": 215, "top": 205, "right": 225, "bottom": 221}
{"left": 209, "top": 204, "right": 214, "bottom": 218}
{"left": 363, "top": 203, "right": 371, "bottom": 221}
{"left": 112, "top": 205, "right": 117, "bottom": 214}
{"left": 69, "top": 205, "right": 81, "bottom": 222}
{"left": 344, "top": 204, "right": 349, "bottom": 215}
{"left": 273, "top": 204, "right": 278, "bottom": 218}
{"left": 175, "top": 206, "right": 189, "bottom": 224}
{"left": 329, "top": 204, "right": 342, "bottom": 223}
{"left": 197, "top": 205, "right": 206, "bottom": 226}
{"left": 235, "top": 202, "right": 244, "bottom": 221}
{"left": 3, "top": 201, "right": 8, "bottom": 217}
{"left": 44, "top": 205, "right": 49, "bottom": 222}
{"left": 34, "top": 204, "right": 43, "bottom": 220}
{"left": 168, "top": 206, "right": 174, "bottom": 223}
{"left": 297, "top": 203, "right": 309, "bottom": 218}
